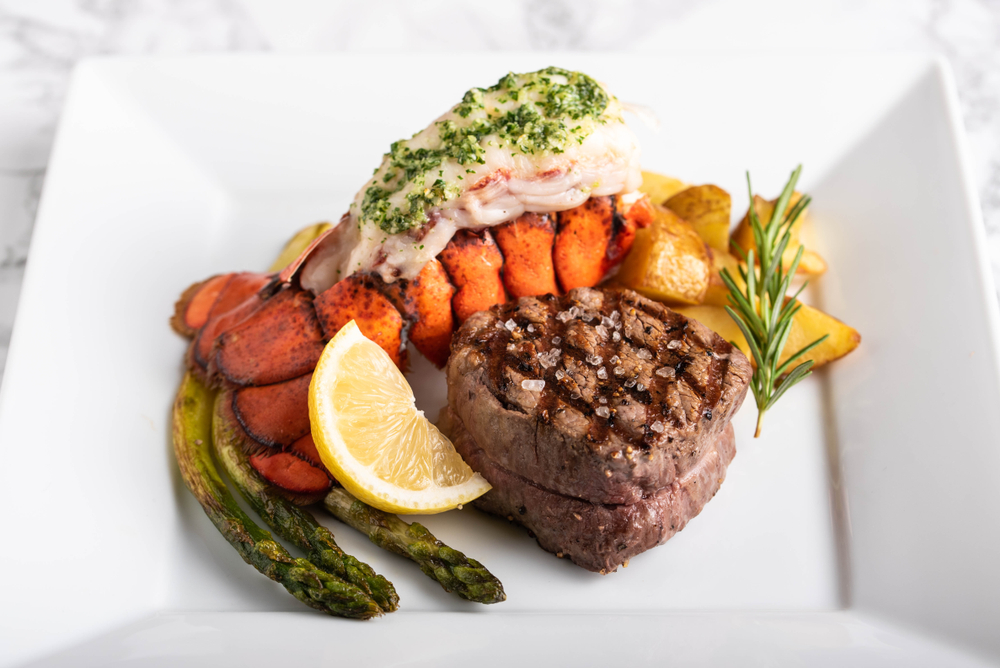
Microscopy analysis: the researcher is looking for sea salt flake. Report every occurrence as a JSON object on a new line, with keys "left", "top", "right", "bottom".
{"left": 610, "top": 354, "right": 621, "bottom": 365}
{"left": 527, "top": 324, "right": 535, "bottom": 333}
{"left": 667, "top": 339, "right": 682, "bottom": 350}
{"left": 505, "top": 318, "right": 517, "bottom": 331}
{"left": 650, "top": 420, "right": 665, "bottom": 433}
{"left": 581, "top": 312, "right": 595, "bottom": 322}
{"left": 555, "top": 369, "right": 566, "bottom": 381}
{"left": 655, "top": 366, "right": 674, "bottom": 378}
{"left": 586, "top": 354, "right": 603, "bottom": 366}
{"left": 636, "top": 383, "right": 646, "bottom": 392}
{"left": 614, "top": 366, "right": 626, "bottom": 377}
{"left": 556, "top": 311, "right": 572, "bottom": 323}
{"left": 612, "top": 331, "right": 621, "bottom": 342}
{"left": 568, "top": 306, "right": 583, "bottom": 319}
{"left": 597, "top": 367, "right": 608, "bottom": 380}
{"left": 595, "top": 324, "right": 609, "bottom": 339}
{"left": 637, "top": 348, "right": 653, "bottom": 360}
{"left": 539, "top": 348, "right": 562, "bottom": 369}
{"left": 595, "top": 406, "right": 610, "bottom": 418}
{"left": 599, "top": 396, "right": 608, "bottom": 404}
{"left": 552, "top": 336, "right": 562, "bottom": 345}
{"left": 521, "top": 379, "right": 546, "bottom": 392}
{"left": 601, "top": 315, "right": 614, "bottom": 328}
{"left": 625, "top": 378, "right": 637, "bottom": 388}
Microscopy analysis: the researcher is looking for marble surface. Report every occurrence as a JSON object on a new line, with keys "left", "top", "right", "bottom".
{"left": 0, "top": 0, "right": 998, "bottom": 379}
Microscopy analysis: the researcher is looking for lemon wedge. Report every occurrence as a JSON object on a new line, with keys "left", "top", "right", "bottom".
{"left": 308, "top": 320, "right": 490, "bottom": 514}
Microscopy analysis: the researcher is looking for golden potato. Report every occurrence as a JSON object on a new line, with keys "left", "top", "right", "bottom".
{"left": 779, "top": 301, "right": 861, "bottom": 369}
{"left": 731, "top": 193, "right": 827, "bottom": 276}
{"left": 702, "top": 249, "right": 744, "bottom": 308}
{"left": 640, "top": 171, "right": 689, "bottom": 205}
{"left": 664, "top": 185, "right": 732, "bottom": 252}
{"left": 616, "top": 205, "right": 711, "bottom": 305}
{"left": 674, "top": 301, "right": 860, "bottom": 372}
{"left": 269, "top": 222, "right": 333, "bottom": 272}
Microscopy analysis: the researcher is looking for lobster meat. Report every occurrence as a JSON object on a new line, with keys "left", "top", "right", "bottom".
{"left": 173, "top": 196, "right": 652, "bottom": 500}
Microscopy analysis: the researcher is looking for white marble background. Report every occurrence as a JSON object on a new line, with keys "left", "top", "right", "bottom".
{"left": 0, "top": 0, "right": 998, "bottom": 378}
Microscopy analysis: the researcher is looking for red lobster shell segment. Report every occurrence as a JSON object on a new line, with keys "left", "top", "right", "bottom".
{"left": 314, "top": 275, "right": 407, "bottom": 369}
{"left": 172, "top": 195, "right": 652, "bottom": 501}
{"left": 380, "top": 259, "right": 455, "bottom": 369}
{"left": 438, "top": 229, "right": 507, "bottom": 325}
{"left": 215, "top": 287, "right": 326, "bottom": 387}
{"left": 233, "top": 373, "right": 312, "bottom": 448}
{"left": 191, "top": 272, "right": 271, "bottom": 371}
{"left": 493, "top": 212, "right": 559, "bottom": 300}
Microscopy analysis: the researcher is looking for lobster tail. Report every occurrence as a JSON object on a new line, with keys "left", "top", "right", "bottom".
{"left": 173, "top": 194, "right": 652, "bottom": 501}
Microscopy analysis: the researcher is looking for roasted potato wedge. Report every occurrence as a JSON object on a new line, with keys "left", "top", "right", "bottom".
{"left": 779, "top": 301, "right": 860, "bottom": 369}
{"left": 639, "top": 171, "right": 689, "bottom": 205}
{"left": 702, "top": 249, "right": 744, "bottom": 307}
{"left": 674, "top": 301, "right": 860, "bottom": 371}
{"left": 664, "top": 185, "right": 731, "bottom": 252}
{"left": 731, "top": 193, "right": 827, "bottom": 276}
{"left": 615, "top": 205, "right": 711, "bottom": 305}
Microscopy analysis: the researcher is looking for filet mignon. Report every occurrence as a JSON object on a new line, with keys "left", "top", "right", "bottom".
{"left": 444, "top": 287, "right": 752, "bottom": 573}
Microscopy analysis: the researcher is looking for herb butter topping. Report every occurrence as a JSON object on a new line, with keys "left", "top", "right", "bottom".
{"left": 300, "top": 67, "right": 641, "bottom": 290}
{"left": 361, "top": 67, "right": 617, "bottom": 235}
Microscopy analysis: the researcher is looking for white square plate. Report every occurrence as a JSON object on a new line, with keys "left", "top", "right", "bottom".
{"left": 2, "top": 54, "right": 999, "bottom": 667}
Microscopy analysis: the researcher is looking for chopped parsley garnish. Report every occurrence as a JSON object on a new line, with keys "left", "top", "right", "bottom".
{"left": 360, "top": 67, "right": 615, "bottom": 235}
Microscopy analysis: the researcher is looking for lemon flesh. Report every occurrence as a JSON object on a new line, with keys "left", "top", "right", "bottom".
{"left": 309, "top": 320, "right": 490, "bottom": 514}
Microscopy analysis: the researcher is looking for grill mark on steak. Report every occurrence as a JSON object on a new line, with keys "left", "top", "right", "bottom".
{"left": 463, "top": 288, "right": 745, "bottom": 444}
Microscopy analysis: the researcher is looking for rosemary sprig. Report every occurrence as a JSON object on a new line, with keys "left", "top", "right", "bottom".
{"left": 720, "top": 165, "right": 828, "bottom": 437}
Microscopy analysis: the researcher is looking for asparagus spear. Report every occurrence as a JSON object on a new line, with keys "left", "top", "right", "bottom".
{"left": 324, "top": 487, "right": 506, "bottom": 604}
{"left": 172, "top": 372, "right": 382, "bottom": 619}
{"left": 211, "top": 394, "right": 399, "bottom": 612}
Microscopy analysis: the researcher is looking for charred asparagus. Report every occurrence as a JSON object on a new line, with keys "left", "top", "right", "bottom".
{"left": 172, "top": 372, "right": 382, "bottom": 619}
{"left": 211, "top": 392, "right": 398, "bottom": 612}
{"left": 324, "top": 487, "right": 506, "bottom": 604}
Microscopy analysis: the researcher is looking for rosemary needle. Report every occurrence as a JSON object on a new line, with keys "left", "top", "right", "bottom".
{"left": 720, "top": 165, "right": 829, "bottom": 437}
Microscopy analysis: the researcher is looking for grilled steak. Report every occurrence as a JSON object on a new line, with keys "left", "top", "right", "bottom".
{"left": 444, "top": 287, "right": 751, "bottom": 572}
{"left": 446, "top": 411, "right": 736, "bottom": 574}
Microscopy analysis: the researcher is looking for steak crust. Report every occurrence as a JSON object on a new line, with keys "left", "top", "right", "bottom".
{"left": 445, "top": 408, "right": 737, "bottom": 573}
{"left": 447, "top": 287, "right": 751, "bottom": 504}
